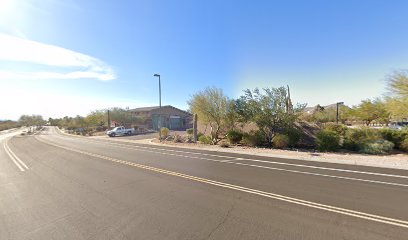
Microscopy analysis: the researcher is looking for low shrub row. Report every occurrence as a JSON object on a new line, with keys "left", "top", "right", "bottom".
{"left": 198, "top": 127, "right": 303, "bottom": 149}
{"left": 226, "top": 130, "right": 243, "bottom": 144}
{"left": 164, "top": 124, "right": 408, "bottom": 155}
{"left": 316, "top": 125, "right": 408, "bottom": 154}
{"left": 198, "top": 135, "right": 212, "bottom": 144}
{"left": 316, "top": 130, "right": 340, "bottom": 152}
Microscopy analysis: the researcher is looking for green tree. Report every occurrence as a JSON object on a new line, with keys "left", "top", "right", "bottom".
{"left": 73, "top": 115, "right": 86, "bottom": 128}
{"left": 238, "top": 87, "right": 305, "bottom": 147}
{"left": 385, "top": 71, "right": 408, "bottom": 120}
{"left": 18, "top": 115, "right": 45, "bottom": 132}
{"left": 188, "top": 87, "right": 231, "bottom": 144}
{"left": 224, "top": 99, "right": 241, "bottom": 131}
{"left": 387, "top": 70, "right": 408, "bottom": 98}
{"left": 385, "top": 97, "right": 408, "bottom": 120}
{"left": 85, "top": 110, "right": 106, "bottom": 127}
{"left": 108, "top": 107, "right": 133, "bottom": 126}
{"left": 353, "top": 99, "right": 390, "bottom": 125}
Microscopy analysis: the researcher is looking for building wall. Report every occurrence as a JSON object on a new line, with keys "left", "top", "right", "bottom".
{"left": 130, "top": 106, "right": 192, "bottom": 131}
{"left": 150, "top": 106, "right": 192, "bottom": 130}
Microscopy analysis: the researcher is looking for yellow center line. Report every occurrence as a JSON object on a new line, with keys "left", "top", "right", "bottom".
{"left": 53, "top": 132, "right": 408, "bottom": 180}
{"left": 42, "top": 135, "right": 408, "bottom": 188}
{"left": 35, "top": 136, "right": 408, "bottom": 229}
{"left": 3, "top": 139, "right": 27, "bottom": 171}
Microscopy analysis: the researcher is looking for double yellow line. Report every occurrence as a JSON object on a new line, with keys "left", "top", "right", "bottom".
{"left": 36, "top": 136, "right": 408, "bottom": 229}
{"left": 3, "top": 139, "right": 29, "bottom": 172}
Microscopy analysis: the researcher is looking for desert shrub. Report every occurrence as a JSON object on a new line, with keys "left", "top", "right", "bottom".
{"left": 227, "top": 130, "right": 243, "bottom": 144}
{"left": 316, "top": 130, "right": 340, "bottom": 152}
{"left": 186, "top": 128, "right": 194, "bottom": 135}
{"left": 165, "top": 135, "right": 174, "bottom": 141}
{"left": 185, "top": 136, "right": 194, "bottom": 143}
{"left": 359, "top": 140, "right": 394, "bottom": 154}
{"left": 285, "top": 127, "right": 302, "bottom": 147}
{"left": 242, "top": 130, "right": 267, "bottom": 147}
{"left": 324, "top": 123, "right": 348, "bottom": 136}
{"left": 197, "top": 132, "right": 204, "bottom": 139}
{"left": 379, "top": 128, "right": 404, "bottom": 148}
{"left": 160, "top": 127, "right": 169, "bottom": 139}
{"left": 173, "top": 134, "right": 183, "bottom": 143}
{"left": 198, "top": 135, "right": 212, "bottom": 144}
{"left": 220, "top": 140, "right": 230, "bottom": 148}
{"left": 273, "top": 134, "right": 290, "bottom": 149}
{"left": 399, "top": 138, "right": 408, "bottom": 152}
{"left": 96, "top": 126, "right": 107, "bottom": 132}
{"left": 343, "top": 128, "right": 380, "bottom": 151}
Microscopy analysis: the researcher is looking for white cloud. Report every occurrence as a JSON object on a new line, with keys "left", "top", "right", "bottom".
{"left": 0, "top": 33, "right": 116, "bottom": 81}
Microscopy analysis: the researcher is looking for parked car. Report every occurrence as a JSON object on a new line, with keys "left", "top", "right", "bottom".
{"left": 106, "top": 126, "right": 135, "bottom": 137}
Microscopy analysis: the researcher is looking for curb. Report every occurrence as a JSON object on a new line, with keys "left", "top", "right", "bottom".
{"left": 145, "top": 139, "right": 408, "bottom": 171}
{"left": 54, "top": 127, "right": 408, "bottom": 170}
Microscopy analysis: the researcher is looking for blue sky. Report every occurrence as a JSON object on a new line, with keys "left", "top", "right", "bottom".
{"left": 1, "top": 0, "right": 408, "bottom": 120}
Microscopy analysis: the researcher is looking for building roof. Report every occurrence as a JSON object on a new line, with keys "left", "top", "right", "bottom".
{"left": 129, "top": 105, "right": 191, "bottom": 115}
{"left": 129, "top": 106, "right": 162, "bottom": 112}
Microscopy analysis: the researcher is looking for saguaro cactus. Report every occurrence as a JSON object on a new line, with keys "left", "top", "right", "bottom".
{"left": 193, "top": 113, "right": 198, "bottom": 142}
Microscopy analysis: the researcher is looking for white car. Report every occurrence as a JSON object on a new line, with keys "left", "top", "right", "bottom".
{"left": 106, "top": 126, "right": 135, "bottom": 137}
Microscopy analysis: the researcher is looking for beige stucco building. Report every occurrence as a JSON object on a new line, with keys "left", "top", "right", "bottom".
{"left": 129, "top": 105, "right": 192, "bottom": 130}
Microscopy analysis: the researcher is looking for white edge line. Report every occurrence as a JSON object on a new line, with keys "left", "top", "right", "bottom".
{"left": 33, "top": 137, "right": 408, "bottom": 229}
{"left": 226, "top": 162, "right": 408, "bottom": 188}
{"left": 51, "top": 134, "right": 408, "bottom": 180}
{"left": 44, "top": 135, "right": 408, "bottom": 187}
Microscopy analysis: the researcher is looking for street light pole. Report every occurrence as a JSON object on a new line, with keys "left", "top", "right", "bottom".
{"left": 107, "top": 110, "right": 110, "bottom": 129}
{"left": 336, "top": 102, "right": 344, "bottom": 124}
{"left": 154, "top": 74, "right": 162, "bottom": 140}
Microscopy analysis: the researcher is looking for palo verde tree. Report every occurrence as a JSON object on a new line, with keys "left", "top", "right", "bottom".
{"left": 238, "top": 86, "right": 305, "bottom": 147}
{"left": 188, "top": 87, "right": 231, "bottom": 144}
{"left": 85, "top": 110, "right": 106, "bottom": 128}
{"left": 108, "top": 107, "right": 133, "bottom": 126}
{"left": 352, "top": 98, "right": 390, "bottom": 125}
{"left": 18, "top": 115, "right": 45, "bottom": 132}
{"left": 385, "top": 70, "right": 408, "bottom": 120}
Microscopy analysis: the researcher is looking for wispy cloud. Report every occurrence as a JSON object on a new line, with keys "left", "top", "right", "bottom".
{"left": 0, "top": 33, "right": 116, "bottom": 81}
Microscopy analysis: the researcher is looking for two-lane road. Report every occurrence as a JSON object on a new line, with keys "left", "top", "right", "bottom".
{"left": 1, "top": 127, "right": 408, "bottom": 239}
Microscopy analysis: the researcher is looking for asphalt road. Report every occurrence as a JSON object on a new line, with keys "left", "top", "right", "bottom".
{"left": 1, "top": 127, "right": 408, "bottom": 239}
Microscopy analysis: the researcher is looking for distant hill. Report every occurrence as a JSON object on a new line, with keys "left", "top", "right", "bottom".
{"left": 304, "top": 103, "right": 350, "bottom": 114}
{"left": 0, "top": 120, "right": 20, "bottom": 131}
